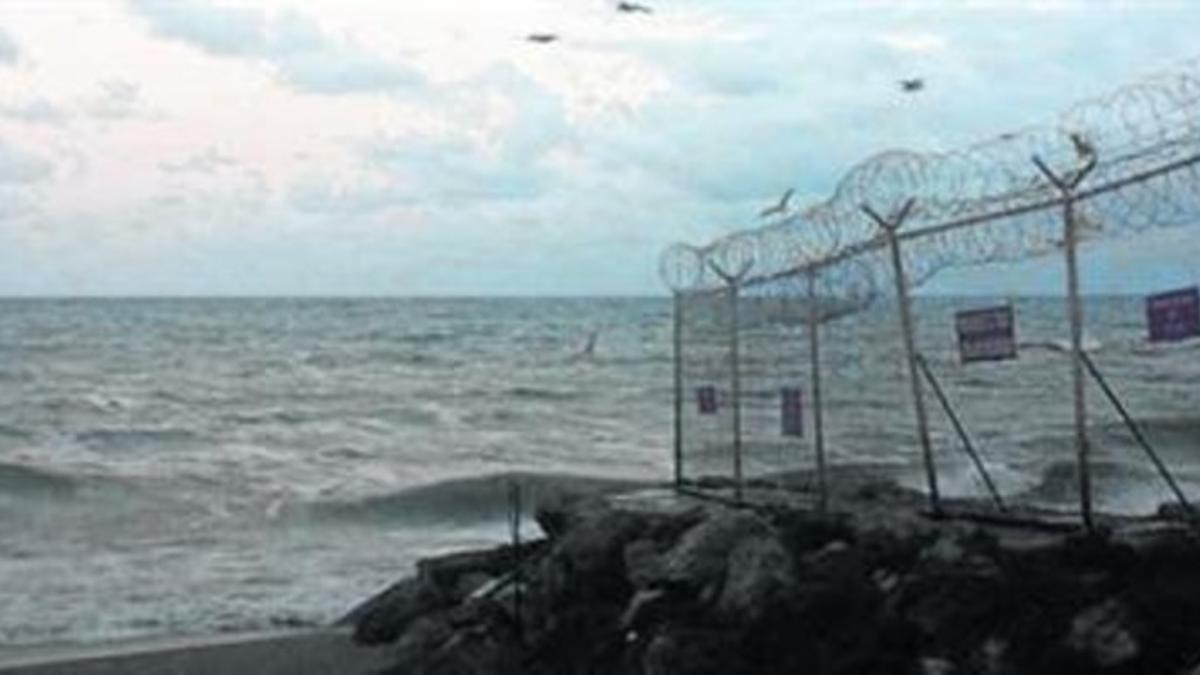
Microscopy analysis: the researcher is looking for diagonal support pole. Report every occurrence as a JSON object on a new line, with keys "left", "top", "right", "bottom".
{"left": 1078, "top": 351, "right": 1197, "bottom": 525}
{"left": 916, "top": 353, "right": 1006, "bottom": 512}
{"left": 863, "top": 198, "right": 941, "bottom": 515}
{"left": 1032, "top": 152, "right": 1097, "bottom": 533}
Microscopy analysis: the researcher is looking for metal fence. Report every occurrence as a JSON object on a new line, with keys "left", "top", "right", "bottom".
{"left": 661, "top": 56, "right": 1200, "bottom": 529}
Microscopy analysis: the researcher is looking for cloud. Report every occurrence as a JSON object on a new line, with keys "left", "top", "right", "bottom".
{"left": 0, "top": 189, "right": 38, "bottom": 221}
{"left": 86, "top": 79, "right": 148, "bottom": 120}
{"left": 0, "top": 28, "right": 18, "bottom": 66}
{"left": 128, "top": 0, "right": 421, "bottom": 94}
{"left": 0, "top": 141, "right": 53, "bottom": 184}
{"left": 292, "top": 63, "right": 566, "bottom": 215}
{"left": 0, "top": 98, "right": 69, "bottom": 126}
{"left": 160, "top": 148, "right": 238, "bottom": 175}
{"left": 875, "top": 31, "right": 949, "bottom": 55}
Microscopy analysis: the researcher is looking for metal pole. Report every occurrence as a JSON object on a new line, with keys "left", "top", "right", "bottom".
{"left": 863, "top": 199, "right": 941, "bottom": 515}
{"left": 672, "top": 292, "right": 684, "bottom": 489}
{"left": 807, "top": 271, "right": 829, "bottom": 513}
{"left": 729, "top": 283, "right": 744, "bottom": 503}
{"left": 1032, "top": 154, "right": 1097, "bottom": 533}
{"left": 1079, "top": 351, "right": 1195, "bottom": 520}
{"left": 916, "top": 353, "right": 1006, "bottom": 512}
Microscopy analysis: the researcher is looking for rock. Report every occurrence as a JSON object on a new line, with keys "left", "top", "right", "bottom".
{"left": 641, "top": 627, "right": 743, "bottom": 675}
{"left": 660, "top": 509, "right": 770, "bottom": 590}
{"left": 418, "top": 542, "right": 542, "bottom": 595}
{"left": 454, "top": 572, "right": 495, "bottom": 602}
{"left": 624, "top": 538, "right": 666, "bottom": 589}
{"left": 1066, "top": 598, "right": 1139, "bottom": 668}
{"left": 351, "top": 576, "right": 446, "bottom": 645}
{"left": 921, "top": 535, "right": 966, "bottom": 567}
{"left": 620, "top": 588, "right": 668, "bottom": 633}
{"left": 715, "top": 534, "right": 794, "bottom": 623}
{"left": 920, "top": 656, "right": 955, "bottom": 675}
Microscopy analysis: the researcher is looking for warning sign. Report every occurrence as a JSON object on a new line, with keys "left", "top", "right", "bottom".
{"left": 955, "top": 305, "right": 1017, "bottom": 364}
{"left": 1147, "top": 287, "right": 1200, "bottom": 343}
{"left": 780, "top": 387, "right": 803, "bottom": 437}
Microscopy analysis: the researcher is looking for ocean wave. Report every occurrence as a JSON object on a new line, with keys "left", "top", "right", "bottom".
{"left": 76, "top": 427, "right": 203, "bottom": 451}
{"left": 504, "top": 386, "right": 582, "bottom": 402}
{"left": 0, "top": 424, "right": 33, "bottom": 441}
{"left": 223, "top": 410, "right": 310, "bottom": 427}
{"left": 297, "top": 471, "right": 651, "bottom": 526}
{"left": 0, "top": 461, "right": 78, "bottom": 499}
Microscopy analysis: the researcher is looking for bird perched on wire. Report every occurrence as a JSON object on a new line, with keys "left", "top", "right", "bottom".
{"left": 617, "top": 1, "right": 653, "bottom": 13}
{"left": 759, "top": 188, "right": 795, "bottom": 218}
{"left": 899, "top": 78, "right": 924, "bottom": 93}
{"left": 527, "top": 33, "right": 558, "bottom": 44}
{"left": 1069, "top": 132, "right": 1096, "bottom": 161}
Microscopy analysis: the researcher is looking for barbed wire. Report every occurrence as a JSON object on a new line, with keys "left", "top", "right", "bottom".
{"left": 660, "top": 56, "right": 1200, "bottom": 309}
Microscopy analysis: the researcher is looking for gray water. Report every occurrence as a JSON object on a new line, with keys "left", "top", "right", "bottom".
{"left": 0, "top": 297, "right": 1196, "bottom": 647}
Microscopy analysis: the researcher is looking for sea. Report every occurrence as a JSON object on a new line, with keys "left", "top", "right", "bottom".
{"left": 0, "top": 296, "right": 1197, "bottom": 647}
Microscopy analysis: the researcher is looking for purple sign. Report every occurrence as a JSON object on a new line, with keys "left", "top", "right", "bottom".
{"left": 696, "top": 386, "right": 718, "bottom": 415}
{"left": 780, "top": 387, "right": 803, "bottom": 437}
{"left": 1147, "top": 287, "right": 1200, "bottom": 343}
{"left": 955, "top": 305, "right": 1017, "bottom": 364}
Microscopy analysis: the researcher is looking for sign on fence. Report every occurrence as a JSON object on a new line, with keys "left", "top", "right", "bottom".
{"left": 1146, "top": 287, "right": 1200, "bottom": 343}
{"left": 780, "top": 387, "right": 803, "bottom": 437}
{"left": 955, "top": 305, "right": 1017, "bottom": 364}
{"left": 696, "top": 386, "right": 718, "bottom": 415}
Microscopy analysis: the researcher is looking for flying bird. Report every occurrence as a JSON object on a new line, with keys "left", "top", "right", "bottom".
{"left": 759, "top": 188, "right": 795, "bottom": 218}
{"left": 617, "top": 1, "right": 653, "bottom": 13}
{"left": 899, "top": 78, "right": 925, "bottom": 93}
{"left": 527, "top": 33, "right": 559, "bottom": 44}
{"left": 1070, "top": 132, "right": 1095, "bottom": 161}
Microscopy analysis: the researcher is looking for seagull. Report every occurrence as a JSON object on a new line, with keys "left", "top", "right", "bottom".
{"left": 527, "top": 33, "right": 559, "bottom": 44}
{"left": 759, "top": 188, "right": 795, "bottom": 218}
{"left": 1070, "top": 132, "right": 1095, "bottom": 160}
{"left": 568, "top": 329, "right": 600, "bottom": 363}
{"left": 899, "top": 78, "right": 924, "bottom": 93}
{"left": 617, "top": 1, "right": 653, "bottom": 13}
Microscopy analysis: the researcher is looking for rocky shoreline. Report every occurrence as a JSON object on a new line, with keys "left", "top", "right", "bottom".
{"left": 345, "top": 479, "right": 1200, "bottom": 674}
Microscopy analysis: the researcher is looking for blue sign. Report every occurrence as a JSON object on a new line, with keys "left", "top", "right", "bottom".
{"left": 780, "top": 387, "right": 803, "bottom": 437}
{"left": 955, "top": 305, "right": 1017, "bottom": 364}
{"left": 1147, "top": 287, "right": 1200, "bottom": 343}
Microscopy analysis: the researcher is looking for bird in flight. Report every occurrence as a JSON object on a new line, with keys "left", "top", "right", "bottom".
{"left": 759, "top": 188, "right": 795, "bottom": 218}
{"left": 617, "top": 1, "right": 653, "bottom": 13}
{"left": 527, "top": 33, "right": 559, "bottom": 44}
{"left": 899, "top": 78, "right": 924, "bottom": 93}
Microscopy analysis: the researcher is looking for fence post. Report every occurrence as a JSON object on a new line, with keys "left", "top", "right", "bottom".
{"left": 806, "top": 270, "right": 829, "bottom": 513}
{"left": 862, "top": 198, "right": 941, "bottom": 515}
{"left": 673, "top": 291, "right": 684, "bottom": 489}
{"left": 729, "top": 282, "right": 744, "bottom": 503}
{"left": 708, "top": 259, "right": 753, "bottom": 504}
{"left": 1032, "top": 153, "right": 1097, "bottom": 533}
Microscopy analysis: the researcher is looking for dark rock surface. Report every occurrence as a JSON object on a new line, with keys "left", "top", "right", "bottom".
{"left": 349, "top": 484, "right": 1200, "bottom": 675}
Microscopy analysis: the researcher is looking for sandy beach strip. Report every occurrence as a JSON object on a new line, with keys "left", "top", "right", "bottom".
{"left": 0, "top": 627, "right": 389, "bottom": 675}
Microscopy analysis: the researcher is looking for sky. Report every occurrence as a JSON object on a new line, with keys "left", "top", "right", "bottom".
{"left": 1, "top": 0, "right": 1199, "bottom": 296}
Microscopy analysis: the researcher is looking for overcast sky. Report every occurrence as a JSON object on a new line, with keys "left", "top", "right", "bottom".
{"left": 1, "top": 0, "right": 1198, "bottom": 296}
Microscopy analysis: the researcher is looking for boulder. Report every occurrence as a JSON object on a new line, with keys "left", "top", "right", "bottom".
{"left": 715, "top": 534, "right": 795, "bottom": 623}
{"left": 624, "top": 538, "right": 666, "bottom": 589}
{"left": 1066, "top": 598, "right": 1139, "bottom": 668}
{"left": 660, "top": 509, "right": 770, "bottom": 591}
{"left": 351, "top": 576, "right": 446, "bottom": 645}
